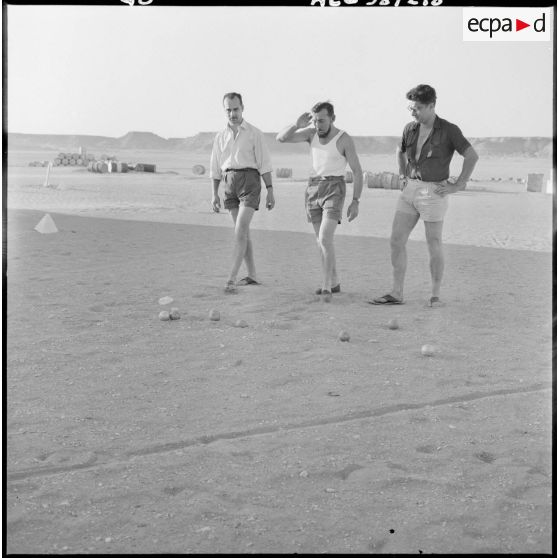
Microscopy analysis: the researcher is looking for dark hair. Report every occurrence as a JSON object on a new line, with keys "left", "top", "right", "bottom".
{"left": 223, "top": 92, "right": 243, "bottom": 106}
{"left": 406, "top": 84, "right": 436, "bottom": 105}
{"left": 311, "top": 101, "right": 334, "bottom": 117}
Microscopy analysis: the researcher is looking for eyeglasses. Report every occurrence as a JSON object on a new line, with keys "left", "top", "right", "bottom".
{"left": 407, "top": 104, "right": 431, "bottom": 113}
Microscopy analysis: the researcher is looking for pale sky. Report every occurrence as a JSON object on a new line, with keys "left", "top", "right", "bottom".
{"left": 7, "top": 5, "right": 555, "bottom": 138}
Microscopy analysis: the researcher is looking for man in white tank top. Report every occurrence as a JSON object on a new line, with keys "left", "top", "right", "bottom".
{"left": 277, "top": 102, "right": 363, "bottom": 300}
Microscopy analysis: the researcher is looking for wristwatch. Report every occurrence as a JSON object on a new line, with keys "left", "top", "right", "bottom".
{"left": 266, "top": 184, "right": 273, "bottom": 189}
{"left": 352, "top": 198, "right": 359, "bottom": 203}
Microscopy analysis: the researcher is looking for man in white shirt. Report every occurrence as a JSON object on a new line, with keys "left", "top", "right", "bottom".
{"left": 210, "top": 92, "right": 275, "bottom": 293}
{"left": 276, "top": 102, "right": 363, "bottom": 301}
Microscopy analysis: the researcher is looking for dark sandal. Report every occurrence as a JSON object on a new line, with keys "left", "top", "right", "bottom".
{"left": 368, "top": 294, "right": 404, "bottom": 305}
{"left": 237, "top": 276, "right": 260, "bottom": 286}
{"left": 315, "top": 284, "right": 340, "bottom": 295}
{"left": 224, "top": 280, "right": 237, "bottom": 293}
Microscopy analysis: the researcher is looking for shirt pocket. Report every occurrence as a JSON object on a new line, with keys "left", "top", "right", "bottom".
{"left": 426, "top": 147, "right": 443, "bottom": 160}
{"left": 425, "top": 131, "right": 443, "bottom": 159}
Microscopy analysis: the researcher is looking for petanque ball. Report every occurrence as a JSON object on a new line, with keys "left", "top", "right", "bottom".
{"left": 235, "top": 319, "right": 248, "bottom": 328}
{"left": 388, "top": 318, "right": 399, "bottom": 330}
{"left": 209, "top": 309, "right": 220, "bottom": 321}
{"left": 338, "top": 330, "right": 350, "bottom": 342}
{"left": 169, "top": 308, "right": 181, "bottom": 320}
{"left": 159, "top": 311, "right": 170, "bottom": 321}
{"left": 421, "top": 344, "right": 436, "bottom": 356}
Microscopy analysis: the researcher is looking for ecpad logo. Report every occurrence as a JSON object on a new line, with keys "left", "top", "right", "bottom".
{"left": 463, "top": 8, "right": 551, "bottom": 42}
{"left": 468, "top": 14, "right": 545, "bottom": 38}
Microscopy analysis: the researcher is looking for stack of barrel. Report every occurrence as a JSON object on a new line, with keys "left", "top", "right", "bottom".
{"left": 276, "top": 168, "right": 293, "bottom": 178}
{"left": 363, "top": 171, "right": 401, "bottom": 190}
{"left": 88, "top": 160, "right": 129, "bottom": 174}
{"left": 135, "top": 163, "right": 156, "bottom": 173}
{"left": 53, "top": 152, "right": 96, "bottom": 167}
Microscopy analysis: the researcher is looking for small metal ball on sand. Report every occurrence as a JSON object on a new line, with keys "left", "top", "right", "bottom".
{"left": 421, "top": 344, "right": 436, "bottom": 356}
{"left": 338, "top": 331, "right": 350, "bottom": 342}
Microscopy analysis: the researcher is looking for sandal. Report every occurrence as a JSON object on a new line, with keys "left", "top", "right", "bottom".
{"left": 368, "top": 294, "right": 404, "bottom": 305}
{"left": 224, "top": 280, "right": 237, "bottom": 294}
{"left": 237, "top": 276, "right": 260, "bottom": 286}
{"left": 315, "top": 284, "right": 340, "bottom": 295}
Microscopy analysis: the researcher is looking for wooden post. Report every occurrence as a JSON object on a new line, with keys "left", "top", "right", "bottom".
{"left": 43, "top": 162, "right": 52, "bottom": 187}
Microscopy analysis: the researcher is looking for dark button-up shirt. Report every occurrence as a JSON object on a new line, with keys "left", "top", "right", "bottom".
{"left": 399, "top": 115, "right": 471, "bottom": 182}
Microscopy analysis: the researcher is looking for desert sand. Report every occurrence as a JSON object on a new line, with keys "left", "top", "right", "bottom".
{"left": 5, "top": 153, "right": 554, "bottom": 553}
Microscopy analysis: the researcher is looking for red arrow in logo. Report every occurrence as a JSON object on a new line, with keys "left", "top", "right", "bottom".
{"left": 516, "top": 19, "right": 530, "bottom": 31}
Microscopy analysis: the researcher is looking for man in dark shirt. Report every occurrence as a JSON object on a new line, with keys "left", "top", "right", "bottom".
{"left": 370, "top": 84, "right": 479, "bottom": 307}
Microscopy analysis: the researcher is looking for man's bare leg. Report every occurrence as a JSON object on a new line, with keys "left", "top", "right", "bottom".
{"left": 389, "top": 211, "right": 420, "bottom": 301}
{"left": 230, "top": 207, "right": 257, "bottom": 280}
{"left": 424, "top": 220, "right": 444, "bottom": 305}
{"left": 315, "top": 217, "right": 338, "bottom": 300}
{"left": 226, "top": 206, "right": 256, "bottom": 290}
{"left": 312, "top": 220, "right": 339, "bottom": 292}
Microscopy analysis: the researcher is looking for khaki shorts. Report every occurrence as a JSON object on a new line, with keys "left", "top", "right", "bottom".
{"left": 305, "top": 176, "right": 346, "bottom": 224}
{"left": 223, "top": 168, "right": 261, "bottom": 211}
{"left": 396, "top": 178, "right": 448, "bottom": 222}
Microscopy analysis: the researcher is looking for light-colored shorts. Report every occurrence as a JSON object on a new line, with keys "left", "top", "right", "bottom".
{"left": 305, "top": 176, "right": 346, "bottom": 224}
{"left": 396, "top": 178, "right": 448, "bottom": 222}
{"left": 223, "top": 168, "right": 261, "bottom": 211}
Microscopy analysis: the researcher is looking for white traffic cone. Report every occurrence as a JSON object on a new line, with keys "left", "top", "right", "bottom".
{"left": 34, "top": 213, "right": 58, "bottom": 234}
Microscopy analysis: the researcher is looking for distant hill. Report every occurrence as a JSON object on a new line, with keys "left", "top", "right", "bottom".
{"left": 7, "top": 131, "right": 553, "bottom": 157}
{"left": 8, "top": 133, "right": 118, "bottom": 151}
{"left": 116, "top": 131, "right": 170, "bottom": 150}
{"left": 470, "top": 137, "right": 552, "bottom": 158}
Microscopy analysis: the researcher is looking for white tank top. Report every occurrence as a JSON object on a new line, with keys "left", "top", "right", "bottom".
{"left": 310, "top": 129, "right": 347, "bottom": 177}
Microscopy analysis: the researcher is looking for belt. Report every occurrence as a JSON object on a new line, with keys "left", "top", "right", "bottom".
{"left": 224, "top": 167, "right": 258, "bottom": 173}
{"left": 408, "top": 164, "right": 422, "bottom": 180}
{"left": 408, "top": 177, "right": 447, "bottom": 183}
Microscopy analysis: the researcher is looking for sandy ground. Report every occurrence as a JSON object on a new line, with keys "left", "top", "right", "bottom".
{"left": 6, "top": 162, "right": 554, "bottom": 253}
{"left": 6, "top": 188, "right": 553, "bottom": 553}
